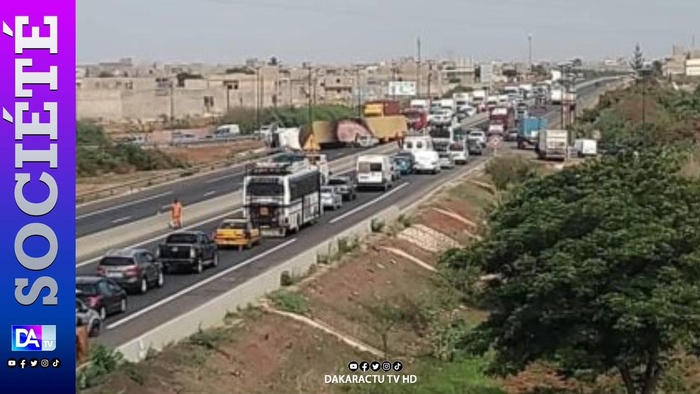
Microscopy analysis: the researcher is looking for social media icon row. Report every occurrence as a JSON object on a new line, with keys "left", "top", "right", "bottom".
{"left": 7, "top": 358, "right": 60, "bottom": 369}
{"left": 348, "top": 360, "right": 402, "bottom": 372}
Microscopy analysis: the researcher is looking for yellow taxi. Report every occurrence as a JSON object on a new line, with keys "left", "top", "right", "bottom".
{"left": 214, "top": 218, "right": 261, "bottom": 250}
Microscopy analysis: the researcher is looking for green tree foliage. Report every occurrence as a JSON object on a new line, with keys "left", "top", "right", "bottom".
{"left": 217, "top": 104, "right": 357, "bottom": 133}
{"left": 445, "top": 150, "right": 700, "bottom": 394}
{"left": 77, "top": 121, "right": 185, "bottom": 177}
{"left": 631, "top": 43, "right": 645, "bottom": 73}
{"left": 484, "top": 156, "right": 540, "bottom": 191}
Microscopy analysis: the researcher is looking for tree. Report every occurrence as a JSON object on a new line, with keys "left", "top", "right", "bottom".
{"left": 631, "top": 43, "right": 645, "bottom": 74}
{"left": 268, "top": 56, "right": 279, "bottom": 66}
{"left": 448, "top": 150, "right": 700, "bottom": 394}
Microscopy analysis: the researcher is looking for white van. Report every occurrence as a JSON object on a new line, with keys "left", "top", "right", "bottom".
{"left": 403, "top": 135, "right": 440, "bottom": 174}
{"left": 574, "top": 139, "right": 598, "bottom": 157}
{"left": 213, "top": 124, "right": 241, "bottom": 138}
{"left": 356, "top": 155, "right": 394, "bottom": 191}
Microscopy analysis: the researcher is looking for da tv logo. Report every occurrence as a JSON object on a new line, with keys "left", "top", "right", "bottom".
{"left": 11, "top": 325, "right": 57, "bottom": 351}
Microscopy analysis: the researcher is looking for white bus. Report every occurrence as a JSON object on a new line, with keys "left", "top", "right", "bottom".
{"left": 242, "top": 162, "right": 322, "bottom": 237}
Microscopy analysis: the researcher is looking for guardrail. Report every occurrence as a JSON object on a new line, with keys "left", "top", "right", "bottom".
{"left": 165, "top": 134, "right": 259, "bottom": 147}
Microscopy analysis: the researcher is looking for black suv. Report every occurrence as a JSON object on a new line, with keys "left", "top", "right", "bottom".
{"left": 96, "top": 248, "right": 164, "bottom": 294}
{"left": 157, "top": 231, "right": 219, "bottom": 274}
{"left": 327, "top": 175, "right": 357, "bottom": 201}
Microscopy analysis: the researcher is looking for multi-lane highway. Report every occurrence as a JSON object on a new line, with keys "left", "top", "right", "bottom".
{"left": 76, "top": 148, "right": 363, "bottom": 237}
{"left": 83, "top": 79, "right": 617, "bottom": 350}
{"left": 76, "top": 80, "right": 607, "bottom": 238}
{"left": 88, "top": 154, "right": 491, "bottom": 347}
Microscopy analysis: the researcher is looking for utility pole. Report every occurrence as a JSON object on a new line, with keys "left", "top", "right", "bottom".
{"left": 559, "top": 64, "right": 565, "bottom": 129}
{"left": 307, "top": 65, "right": 313, "bottom": 126}
{"left": 255, "top": 67, "right": 262, "bottom": 131}
{"left": 416, "top": 36, "right": 421, "bottom": 98}
{"left": 528, "top": 34, "right": 533, "bottom": 70}
{"left": 427, "top": 61, "right": 432, "bottom": 99}
{"left": 356, "top": 67, "right": 362, "bottom": 117}
{"left": 226, "top": 84, "right": 231, "bottom": 114}
{"left": 391, "top": 66, "right": 397, "bottom": 101}
{"left": 169, "top": 79, "right": 175, "bottom": 128}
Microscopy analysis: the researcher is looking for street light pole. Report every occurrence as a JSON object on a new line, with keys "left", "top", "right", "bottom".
{"left": 356, "top": 67, "right": 362, "bottom": 117}
{"left": 416, "top": 36, "right": 421, "bottom": 98}
{"left": 307, "top": 65, "right": 313, "bottom": 125}
{"left": 528, "top": 34, "right": 533, "bottom": 70}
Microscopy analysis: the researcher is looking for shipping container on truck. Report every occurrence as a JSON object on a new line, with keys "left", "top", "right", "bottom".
{"left": 335, "top": 119, "right": 373, "bottom": 145}
{"left": 517, "top": 116, "right": 549, "bottom": 149}
{"left": 363, "top": 100, "right": 407, "bottom": 143}
{"left": 299, "top": 120, "right": 341, "bottom": 150}
{"left": 365, "top": 116, "right": 408, "bottom": 142}
{"left": 536, "top": 129, "right": 569, "bottom": 161}
{"left": 363, "top": 100, "right": 401, "bottom": 117}
{"left": 489, "top": 107, "right": 515, "bottom": 130}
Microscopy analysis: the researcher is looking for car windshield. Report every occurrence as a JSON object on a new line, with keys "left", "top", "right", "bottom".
{"left": 321, "top": 186, "right": 334, "bottom": 193}
{"left": 165, "top": 233, "right": 197, "bottom": 243}
{"left": 99, "top": 257, "right": 134, "bottom": 266}
{"left": 76, "top": 283, "right": 99, "bottom": 296}
{"left": 327, "top": 178, "right": 347, "bottom": 185}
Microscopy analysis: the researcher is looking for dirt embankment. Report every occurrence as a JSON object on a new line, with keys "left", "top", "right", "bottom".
{"left": 81, "top": 153, "right": 597, "bottom": 394}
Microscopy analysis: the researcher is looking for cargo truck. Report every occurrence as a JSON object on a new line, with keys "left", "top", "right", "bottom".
{"left": 489, "top": 107, "right": 515, "bottom": 131}
{"left": 363, "top": 100, "right": 407, "bottom": 143}
{"left": 536, "top": 129, "right": 569, "bottom": 161}
{"left": 517, "top": 116, "right": 549, "bottom": 149}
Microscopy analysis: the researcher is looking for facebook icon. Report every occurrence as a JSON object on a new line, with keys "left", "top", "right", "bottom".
{"left": 11, "top": 325, "right": 57, "bottom": 351}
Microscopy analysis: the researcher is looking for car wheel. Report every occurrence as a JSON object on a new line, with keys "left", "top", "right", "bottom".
{"left": 156, "top": 271, "right": 164, "bottom": 288}
{"left": 195, "top": 259, "right": 203, "bottom": 274}
{"left": 89, "top": 320, "right": 102, "bottom": 337}
{"left": 139, "top": 277, "right": 148, "bottom": 294}
{"left": 211, "top": 253, "right": 219, "bottom": 268}
{"left": 99, "top": 306, "right": 107, "bottom": 320}
{"left": 119, "top": 298, "right": 127, "bottom": 313}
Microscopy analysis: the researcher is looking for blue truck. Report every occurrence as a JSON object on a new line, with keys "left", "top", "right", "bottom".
{"left": 517, "top": 116, "right": 549, "bottom": 149}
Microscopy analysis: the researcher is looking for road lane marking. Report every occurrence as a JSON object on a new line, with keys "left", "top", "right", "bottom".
{"left": 77, "top": 191, "right": 173, "bottom": 220}
{"left": 78, "top": 167, "right": 369, "bottom": 268}
{"left": 111, "top": 216, "right": 132, "bottom": 224}
{"left": 203, "top": 190, "right": 217, "bottom": 197}
{"left": 329, "top": 182, "right": 410, "bottom": 224}
{"left": 106, "top": 238, "right": 298, "bottom": 330}
{"left": 205, "top": 171, "right": 244, "bottom": 184}
{"left": 77, "top": 208, "right": 244, "bottom": 268}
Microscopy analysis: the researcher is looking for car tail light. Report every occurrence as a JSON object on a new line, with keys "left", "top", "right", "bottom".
{"left": 96, "top": 266, "right": 106, "bottom": 276}
{"left": 125, "top": 266, "right": 140, "bottom": 277}
{"left": 87, "top": 296, "right": 101, "bottom": 308}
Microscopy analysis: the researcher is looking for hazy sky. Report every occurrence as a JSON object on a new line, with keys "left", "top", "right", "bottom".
{"left": 77, "top": 0, "right": 698, "bottom": 65}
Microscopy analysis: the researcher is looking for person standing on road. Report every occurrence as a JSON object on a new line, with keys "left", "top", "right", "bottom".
{"left": 170, "top": 199, "right": 183, "bottom": 229}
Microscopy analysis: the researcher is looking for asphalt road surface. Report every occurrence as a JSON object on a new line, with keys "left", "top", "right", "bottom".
{"left": 76, "top": 147, "right": 366, "bottom": 237}
{"left": 87, "top": 153, "right": 491, "bottom": 348}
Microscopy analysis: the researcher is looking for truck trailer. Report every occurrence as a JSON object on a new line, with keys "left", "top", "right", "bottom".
{"left": 517, "top": 116, "right": 549, "bottom": 149}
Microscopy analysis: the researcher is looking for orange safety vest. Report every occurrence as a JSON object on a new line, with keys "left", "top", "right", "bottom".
{"left": 171, "top": 203, "right": 182, "bottom": 218}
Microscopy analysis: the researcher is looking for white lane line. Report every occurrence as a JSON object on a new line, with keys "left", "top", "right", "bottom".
{"left": 205, "top": 172, "right": 243, "bottom": 184}
{"left": 77, "top": 166, "right": 356, "bottom": 268}
{"left": 111, "top": 216, "right": 132, "bottom": 224}
{"left": 329, "top": 182, "right": 410, "bottom": 224}
{"left": 77, "top": 208, "right": 244, "bottom": 268}
{"left": 77, "top": 191, "right": 173, "bottom": 220}
{"left": 106, "top": 238, "right": 298, "bottom": 330}
{"left": 203, "top": 190, "right": 217, "bottom": 197}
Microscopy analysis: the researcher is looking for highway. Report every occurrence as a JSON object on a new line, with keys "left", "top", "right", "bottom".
{"left": 77, "top": 147, "right": 370, "bottom": 237}
{"left": 84, "top": 79, "right": 616, "bottom": 349}
{"left": 88, "top": 154, "right": 491, "bottom": 348}
{"left": 75, "top": 80, "right": 607, "bottom": 238}
{"left": 76, "top": 118, "right": 486, "bottom": 237}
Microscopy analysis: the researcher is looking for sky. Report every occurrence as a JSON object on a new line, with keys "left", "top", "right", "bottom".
{"left": 77, "top": 0, "right": 699, "bottom": 65}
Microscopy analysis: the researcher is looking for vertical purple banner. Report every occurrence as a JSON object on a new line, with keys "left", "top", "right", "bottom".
{"left": 0, "top": 0, "right": 76, "bottom": 392}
